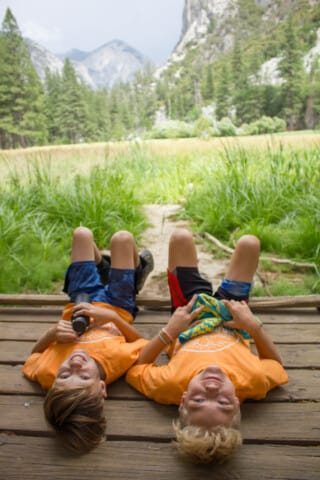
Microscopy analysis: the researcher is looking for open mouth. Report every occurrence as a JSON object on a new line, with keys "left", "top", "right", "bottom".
{"left": 70, "top": 350, "right": 88, "bottom": 362}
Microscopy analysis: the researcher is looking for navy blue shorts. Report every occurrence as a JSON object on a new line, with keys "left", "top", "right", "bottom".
{"left": 63, "top": 261, "right": 137, "bottom": 316}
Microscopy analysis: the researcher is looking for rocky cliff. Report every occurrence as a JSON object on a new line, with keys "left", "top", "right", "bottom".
{"left": 167, "top": 0, "right": 317, "bottom": 65}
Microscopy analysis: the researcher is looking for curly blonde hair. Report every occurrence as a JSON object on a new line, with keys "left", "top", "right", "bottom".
{"left": 44, "top": 385, "right": 106, "bottom": 454}
{"left": 173, "top": 419, "right": 242, "bottom": 464}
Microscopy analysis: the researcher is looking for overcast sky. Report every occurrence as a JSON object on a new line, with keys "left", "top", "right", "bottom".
{"left": 0, "top": 0, "right": 185, "bottom": 65}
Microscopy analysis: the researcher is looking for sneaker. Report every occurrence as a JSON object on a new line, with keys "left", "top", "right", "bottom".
{"left": 97, "top": 254, "right": 110, "bottom": 285}
{"left": 135, "top": 249, "right": 154, "bottom": 293}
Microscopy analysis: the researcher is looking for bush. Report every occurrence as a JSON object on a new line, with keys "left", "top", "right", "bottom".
{"left": 146, "top": 120, "right": 194, "bottom": 139}
{"left": 193, "top": 116, "right": 214, "bottom": 138}
{"left": 240, "top": 116, "right": 286, "bottom": 135}
{"left": 215, "top": 117, "right": 237, "bottom": 137}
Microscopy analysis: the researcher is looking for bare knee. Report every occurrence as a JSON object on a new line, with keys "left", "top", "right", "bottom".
{"left": 169, "top": 228, "right": 194, "bottom": 248}
{"left": 73, "top": 226, "right": 94, "bottom": 243}
{"left": 236, "top": 235, "right": 260, "bottom": 256}
{"left": 110, "top": 230, "right": 134, "bottom": 248}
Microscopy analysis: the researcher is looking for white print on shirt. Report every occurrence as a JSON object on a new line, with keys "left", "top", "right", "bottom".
{"left": 176, "top": 327, "right": 240, "bottom": 355}
{"left": 78, "top": 322, "right": 122, "bottom": 344}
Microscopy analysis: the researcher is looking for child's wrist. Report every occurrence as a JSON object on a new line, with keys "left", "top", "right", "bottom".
{"left": 50, "top": 325, "right": 58, "bottom": 341}
{"left": 247, "top": 316, "right": 264, "bottom": 335}
{"left": 158, "top": 327, "right": 174, "bottom": 346}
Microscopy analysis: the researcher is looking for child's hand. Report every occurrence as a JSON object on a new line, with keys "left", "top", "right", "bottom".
{"left": 55, "top": 319, "right": 78, "bottom": 343}
{"left": 165, "top": 295, "right": 204, "bottom": 339}
{"left": 72, "top": 302, "right": 117, "bottom": 328}
{"left": 221, "top": 299, "right": 260, "bottom": 336}
{"left": 72, "top": 302, "right": 94, "bottom": 316}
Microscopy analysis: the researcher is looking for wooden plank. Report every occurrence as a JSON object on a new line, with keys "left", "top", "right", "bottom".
{"left": 0, "top": 298, "right": 319, "bottom": 479}
{"left": 0, "top": 309, "right": 172, "bottom": 323}
{"left": 0, "top": 293, "right": 319, "bottom": 309}
{"left": 1, "top": 340, "right": 319, "bottom": 368}
{"left": 0, "top": 307, "right": 319, "bottom": 325}
{"left": 0, "top": 435, "right": 319, "bottom": 480}
{"left": 0, "top": 396, "right": 319, "bottom": 443}
{"left": 1, "top": 320, "right": 319, "bottom": 343}
{"left": 1, "top": 364, "right": 319, "bottom": 402}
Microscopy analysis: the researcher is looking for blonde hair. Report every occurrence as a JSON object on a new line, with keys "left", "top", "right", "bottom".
{"left": 44, "top": 385, "right": 106, "bottom": 454}
{"left": 173, "top": 419, "right": 242, "bottom": 464}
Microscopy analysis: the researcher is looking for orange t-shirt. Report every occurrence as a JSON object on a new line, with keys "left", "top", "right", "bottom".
{"left": 126, "top": 327, "right": 288, "bottom": 405}
{"left": 23, "top": 302, "right": 147, "bottom": 389}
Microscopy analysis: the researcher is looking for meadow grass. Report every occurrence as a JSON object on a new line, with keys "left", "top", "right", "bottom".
{"left": 0, "top": 133, "right": 319, "bottom": 293}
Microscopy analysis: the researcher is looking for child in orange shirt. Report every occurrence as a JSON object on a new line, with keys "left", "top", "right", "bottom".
{"left": 23, "top": 226, "right": 153, "bottom": 454}
{"left": 126, "top": 228, "right": 288, "bottom": 463}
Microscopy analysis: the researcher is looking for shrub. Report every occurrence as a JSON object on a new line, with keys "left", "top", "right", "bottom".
{"left": 240, "top": 116, "right": 287, "bottom": 135}
{"left": 147, "top": 121, "right": 194, "bottom": 139}
{"left": 215, "top": 117, "right": 237, "bottom": 137}
{"left": 193, "top": 116, "right": 214, "bottom": 138}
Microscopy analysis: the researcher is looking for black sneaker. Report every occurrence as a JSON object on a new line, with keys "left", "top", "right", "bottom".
{"left": 135, "top": 249, "right": 154, "bottom": 293}
{"left": 97, "top": 254, "right": 111, "bottom": 285}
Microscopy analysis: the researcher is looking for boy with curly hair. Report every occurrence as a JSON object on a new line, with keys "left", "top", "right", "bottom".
{"left": 126, "top": 228, "right": 288, "bottom": 463}
{"left": 23, "top": 226, "right": 153, "bottom": 454}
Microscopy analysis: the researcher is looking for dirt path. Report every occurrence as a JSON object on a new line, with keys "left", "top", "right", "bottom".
{"left": 138, "top": 205, "right": 228, "bottom": 297}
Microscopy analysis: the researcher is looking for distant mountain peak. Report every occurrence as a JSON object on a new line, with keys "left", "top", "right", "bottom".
{"left": 60, "top": 48, "right": 89, "bottom": 62}
{"left": 26, "top": 38, "right": 150, "bottom": 89}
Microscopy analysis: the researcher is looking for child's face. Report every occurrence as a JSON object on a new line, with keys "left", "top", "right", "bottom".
{"left": 179, "top": 365, "right": 240, "bottom": 429}
{"left": 53, "top": 349, "right": 106, "bottom": 397}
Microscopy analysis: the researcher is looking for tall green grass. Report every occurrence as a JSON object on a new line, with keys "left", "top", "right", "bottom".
{"left": 0, "top": 161, "right": 146, "bottom": 292}
{"left": 184, "top": 144, "right": 320, "bottom": 264}
{"left": 0, "top": 139, "right": 319, "bottom": 293}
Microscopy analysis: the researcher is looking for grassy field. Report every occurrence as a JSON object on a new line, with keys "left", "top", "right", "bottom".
{"left": 0, "top": 133, "right": 319, "bottom": 294}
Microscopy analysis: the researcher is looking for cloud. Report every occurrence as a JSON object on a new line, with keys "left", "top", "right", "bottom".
{"left": 20, "top": 20, "right": 62, "bottom": 46}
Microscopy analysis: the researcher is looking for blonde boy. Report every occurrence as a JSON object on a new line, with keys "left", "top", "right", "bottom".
{"left": 126, "top": 229, "right": 288, "bottom": 463}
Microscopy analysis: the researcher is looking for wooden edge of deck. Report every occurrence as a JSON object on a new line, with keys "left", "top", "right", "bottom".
{"left": 0, "top": 293, "right": 319, "bottom": 309}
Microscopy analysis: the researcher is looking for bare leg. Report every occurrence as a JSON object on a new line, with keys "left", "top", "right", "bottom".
{"left": 110, "top": 231, "right": 140, "bottom": 269}
{"left": 71, "top": 227, "right": 96, "bottom": 262}
{"left": 225, "top": 235, "right": 260, "bottom": 283}
{"left": 168, "top": 228, "right": 198, "bottom": 271}
{"left": 93, "top": 243, "right": 103, "bottom": 265}
{"left": 71, "top": 227, "right": 128, "bottom": 267}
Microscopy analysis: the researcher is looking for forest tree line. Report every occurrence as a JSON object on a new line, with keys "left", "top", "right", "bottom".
{"left": 0, "top": 6, "right": 319, "bottom": 149}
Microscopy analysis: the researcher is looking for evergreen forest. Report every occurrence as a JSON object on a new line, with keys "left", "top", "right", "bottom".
{"left": 0, "top": 3, "right": 320, "bottom": 149}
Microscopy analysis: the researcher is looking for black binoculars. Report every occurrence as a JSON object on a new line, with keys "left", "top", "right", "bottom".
{"left": 71, "top": 292, "right": 91, "bottom": 336}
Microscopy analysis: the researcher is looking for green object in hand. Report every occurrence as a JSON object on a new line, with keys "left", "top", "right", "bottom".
{"left": 178, "top": 293, "right": 251, "bottom": 344}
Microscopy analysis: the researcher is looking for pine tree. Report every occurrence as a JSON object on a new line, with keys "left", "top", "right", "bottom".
{"left": 304, "top": 55, "right": 320, "bottom": 128}
{"left": 231, "top": 37, "right": 252, "bottom": 124}
{"left": 108, "top": 85, "right": 125, "bottom": 140}
{"left": 0, "top": 8, "right": 47, "bottom": 148}
{"left": 201, "top": 64, "right": 214, "bottom": 103}
{"left": 215, "top": 63, "right": 231, "bottom": 120}
{"left": 59, "top": 59, "right": 87, "bottom": 143}
{"left": 82, "top": 87, "right": 111, "bottom": 142}
{"left": 279, "top": 15, "right": 305, "bottom": 129}
{"left": 44, "top": 68, "right": 64, "bottom": 143}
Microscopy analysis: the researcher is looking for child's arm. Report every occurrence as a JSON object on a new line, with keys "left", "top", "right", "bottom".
{"left": 31, "top": 320, "right": 78, "bottom": 353}
{"left": 136, "top": 296, "right": 203, "bottom": 364}
{"left": 221, "top": 299, "right": 283, "bottom": 364}
{"left": 72, "top": 302, "right": 143, "bottom": 342}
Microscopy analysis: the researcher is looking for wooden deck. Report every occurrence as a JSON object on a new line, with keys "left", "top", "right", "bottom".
{"left": 0, "top": 295, "right": 319, "bottom": 479}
